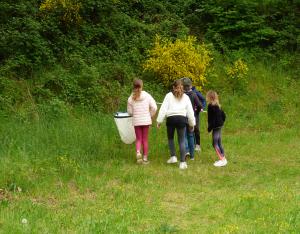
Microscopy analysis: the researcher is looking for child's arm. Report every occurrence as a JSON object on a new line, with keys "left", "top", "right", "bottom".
{"left": 193, "top": 93, "right": 202, "bottom": 112}
{"left": 149, "top": 95, "right": 157, "bottom": 117}
{"left": 186, "top": 97, "right": 196, "bottom": 127}
{"left": 156, "top": 94, "right": 169, "bottom": 124}
{"left": 221, "top": 109, "right": 226, "bottom": 122}
{"left": 127, "top": 97, "right": 133, "bottom": 115}
{"left": 207, "top": 105, "right": 213, "bottom": 132}
{"left": 197, "top": 91, "right": 206, "bottom": 109}
{"left": 193, "top": 88, "right": 206, "bottom": 109}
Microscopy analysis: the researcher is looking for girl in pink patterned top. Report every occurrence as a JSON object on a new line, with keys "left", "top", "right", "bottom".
{"left": 127, "top": 79, "right": 157, "bottom": 164}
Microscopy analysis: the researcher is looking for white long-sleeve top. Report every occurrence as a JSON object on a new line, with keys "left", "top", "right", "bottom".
{"left": 157, "top": 92, "right": 196, "bottom": 126}
{"left": 127, "top": 91, "right": 157, "bottom": 126}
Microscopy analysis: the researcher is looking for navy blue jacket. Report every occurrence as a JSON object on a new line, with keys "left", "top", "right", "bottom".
{"left": 192, "top": 87, "right": 206, "bottom": 111}
{"left": 184, "top": 90, "right": 202, "bottom": 115}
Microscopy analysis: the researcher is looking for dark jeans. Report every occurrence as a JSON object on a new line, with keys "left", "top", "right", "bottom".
{"left": 167, "top": 125, "right": 186, "bottom": 162}
{"left": 212, "top": 127, "right": 224, "bottom": 159}
{"left": 185, "top": 127, "right": 195, "bottom": 158}
{"left": 194, "top": 113, "right": 200, "bottom": 145}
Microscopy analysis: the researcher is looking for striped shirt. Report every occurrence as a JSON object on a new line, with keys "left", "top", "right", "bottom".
{"left": 127, "top": 91, "right": 157, "bottom": 126}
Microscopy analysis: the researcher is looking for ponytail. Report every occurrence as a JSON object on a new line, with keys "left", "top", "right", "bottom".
{"left": 132, "top": 79, "right": 143, "bottom": 101}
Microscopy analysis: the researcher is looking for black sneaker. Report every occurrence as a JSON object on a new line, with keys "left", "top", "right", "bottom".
{"left": 185, "top": 152, "right": 190, "bottom": 160}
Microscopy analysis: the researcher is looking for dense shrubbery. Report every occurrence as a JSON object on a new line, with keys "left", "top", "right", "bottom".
{"left": 0, "top": 0, "right": 299, "bottom": 114}
{"left": 143, "top": 35, "right": 212, "bottom": 89}
{"left": 183, "top": 0, "right": 299, "bottom": 54}
{"left": 225, "top": 59, "right": 249, "bottom": 94}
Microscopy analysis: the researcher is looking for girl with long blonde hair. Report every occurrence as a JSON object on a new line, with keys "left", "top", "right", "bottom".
{"left": 206, "top": 90, "right": 227, "bottom": 167}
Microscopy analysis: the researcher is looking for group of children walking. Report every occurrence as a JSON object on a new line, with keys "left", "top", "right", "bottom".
{"left": 127, "top": 78, "right": 227, "bottom": 169}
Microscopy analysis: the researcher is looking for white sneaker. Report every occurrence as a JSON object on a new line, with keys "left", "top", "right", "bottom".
{"left": 214, "top": 159, "right": 227, "bottom": 167}
{"left": 167, "top": 156, "right": 178, "bottom": 164}
{"left": 195, "top": 145, "right": 201, "bottom": 151}
{"left": 179, "top": 162, "right": 188, "bottom": 169}
{"left": 136, "top": 152, "right": 143, "bottom": 164}
{"left": 142, "top": 158, "right": 150, "bottom": 165}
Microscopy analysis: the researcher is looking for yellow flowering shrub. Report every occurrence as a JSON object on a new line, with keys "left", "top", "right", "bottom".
{"left": 225, "top": 58, "right": 249, "bottom": 93}
{"left": 40, "top": 0, "right": 82, "bottom": 24}
{"left": 143, "top": 35, "right": 212, "bottom": 89}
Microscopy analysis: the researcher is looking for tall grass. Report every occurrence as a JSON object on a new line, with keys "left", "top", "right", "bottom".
{"left": 0, "top": 64, "right": 299, "bottom": 233}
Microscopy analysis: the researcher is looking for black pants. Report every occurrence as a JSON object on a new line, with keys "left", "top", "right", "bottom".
{"left": 166, "top": 116, "right": 187, "bottom": 162}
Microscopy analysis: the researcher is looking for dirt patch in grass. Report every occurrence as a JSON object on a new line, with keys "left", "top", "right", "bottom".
{"left": 0, "top": 188, "right": 12, "bottom": 202}
{"left": 31, "top": 196, "right": 58, "bottom": 208}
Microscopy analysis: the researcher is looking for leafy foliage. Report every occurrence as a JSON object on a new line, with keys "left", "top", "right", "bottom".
{"left": 0, "top": 0, "right": 298, "bottom": 113}
{"left": 225, "top": 59, "right": 249, "bottom": 94}
{"left": 40, "top": 0, "right": 82, "bottom": 25}
{"left": 183, "top": 0, "right": 299, "bottom": 54}
{"left": 143, "top": 36, "right": 212, "bottom": 89}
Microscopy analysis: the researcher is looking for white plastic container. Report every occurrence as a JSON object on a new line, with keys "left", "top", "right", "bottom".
{"left": 114, "top": 112, "right": 136, "bottom": 144}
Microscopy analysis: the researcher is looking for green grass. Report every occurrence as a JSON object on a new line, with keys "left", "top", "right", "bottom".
{"left": 0, "top": 65, "right": 299, "bottom": 233}
{"left": 0, "top": 111, "right": 299, "bottom": 233}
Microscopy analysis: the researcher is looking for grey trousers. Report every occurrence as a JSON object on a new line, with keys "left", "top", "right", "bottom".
{"left": 167, "top": 125, "right": 186, "bottom": 162}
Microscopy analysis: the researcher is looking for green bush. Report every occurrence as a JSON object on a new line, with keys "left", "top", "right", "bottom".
{"left": 183, "top": 0, "right": 299, "bottom": 54}
{"left": 0, "top": 2, "right": 55, "bottom": 76}
{"left": 0, "top": 77, "right": 27, "bottom": 113}
{"left": 0, "top": 0, "right": 298, "bottom": 113}
{"left": 37, "top": 98, "right": 71, "bottom": 120}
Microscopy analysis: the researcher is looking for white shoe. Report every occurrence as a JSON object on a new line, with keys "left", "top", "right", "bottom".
{"left": 214, "top": 159, "right": 227, "bottom": 167}
{"left": 195, "top": 145, "right": 201, "bottom": 151}
{"left": 136, "top": 152, "right": 143, "bottom": 164}
{"left": 167, "top": 156, "right": 178, "bottom": 164}
{"left": 142, "top": 158, "right": 150, "bottom": 165}
{"left": 179, "top": 162, "right": 188, "bottom": 169}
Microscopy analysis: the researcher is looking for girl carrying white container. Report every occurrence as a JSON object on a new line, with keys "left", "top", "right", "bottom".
{"left": 127, "top": 79, "right": 157, "bottom": 164}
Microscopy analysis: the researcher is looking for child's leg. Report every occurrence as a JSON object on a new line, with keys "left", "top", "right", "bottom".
{"left": 134, "top": 126, "right": 142, "bottom": 153}
{"left": 217, "top": 129, "right": 225, "bottom": 156}
{"left": 167, "top": 125, "right": 176, "bottom": 157}
{"left": 212, "top": 128, "right": 224, "bottom": 160}
{"left": 194, "top": 113, "right": 200, "bottom": 145}
{"left": 187, "top": 129, "right": 195, "bottom": 158}
{"left": 176, "top": 126, "right": 187, "bottom": 162}
{"left": 141, "top": 125, "right": 150, "bottom": 158}
{"left": 184, "top": 128, "right": 189, "bottom": 154}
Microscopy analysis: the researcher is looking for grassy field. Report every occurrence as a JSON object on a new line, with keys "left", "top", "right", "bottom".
{"left": 0, "top": 66, "right": 299, "bottom": 233}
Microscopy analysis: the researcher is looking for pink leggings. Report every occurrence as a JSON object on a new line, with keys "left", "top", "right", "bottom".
{"left": 134, "top": 125, "right": 150, "bottom": 156}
